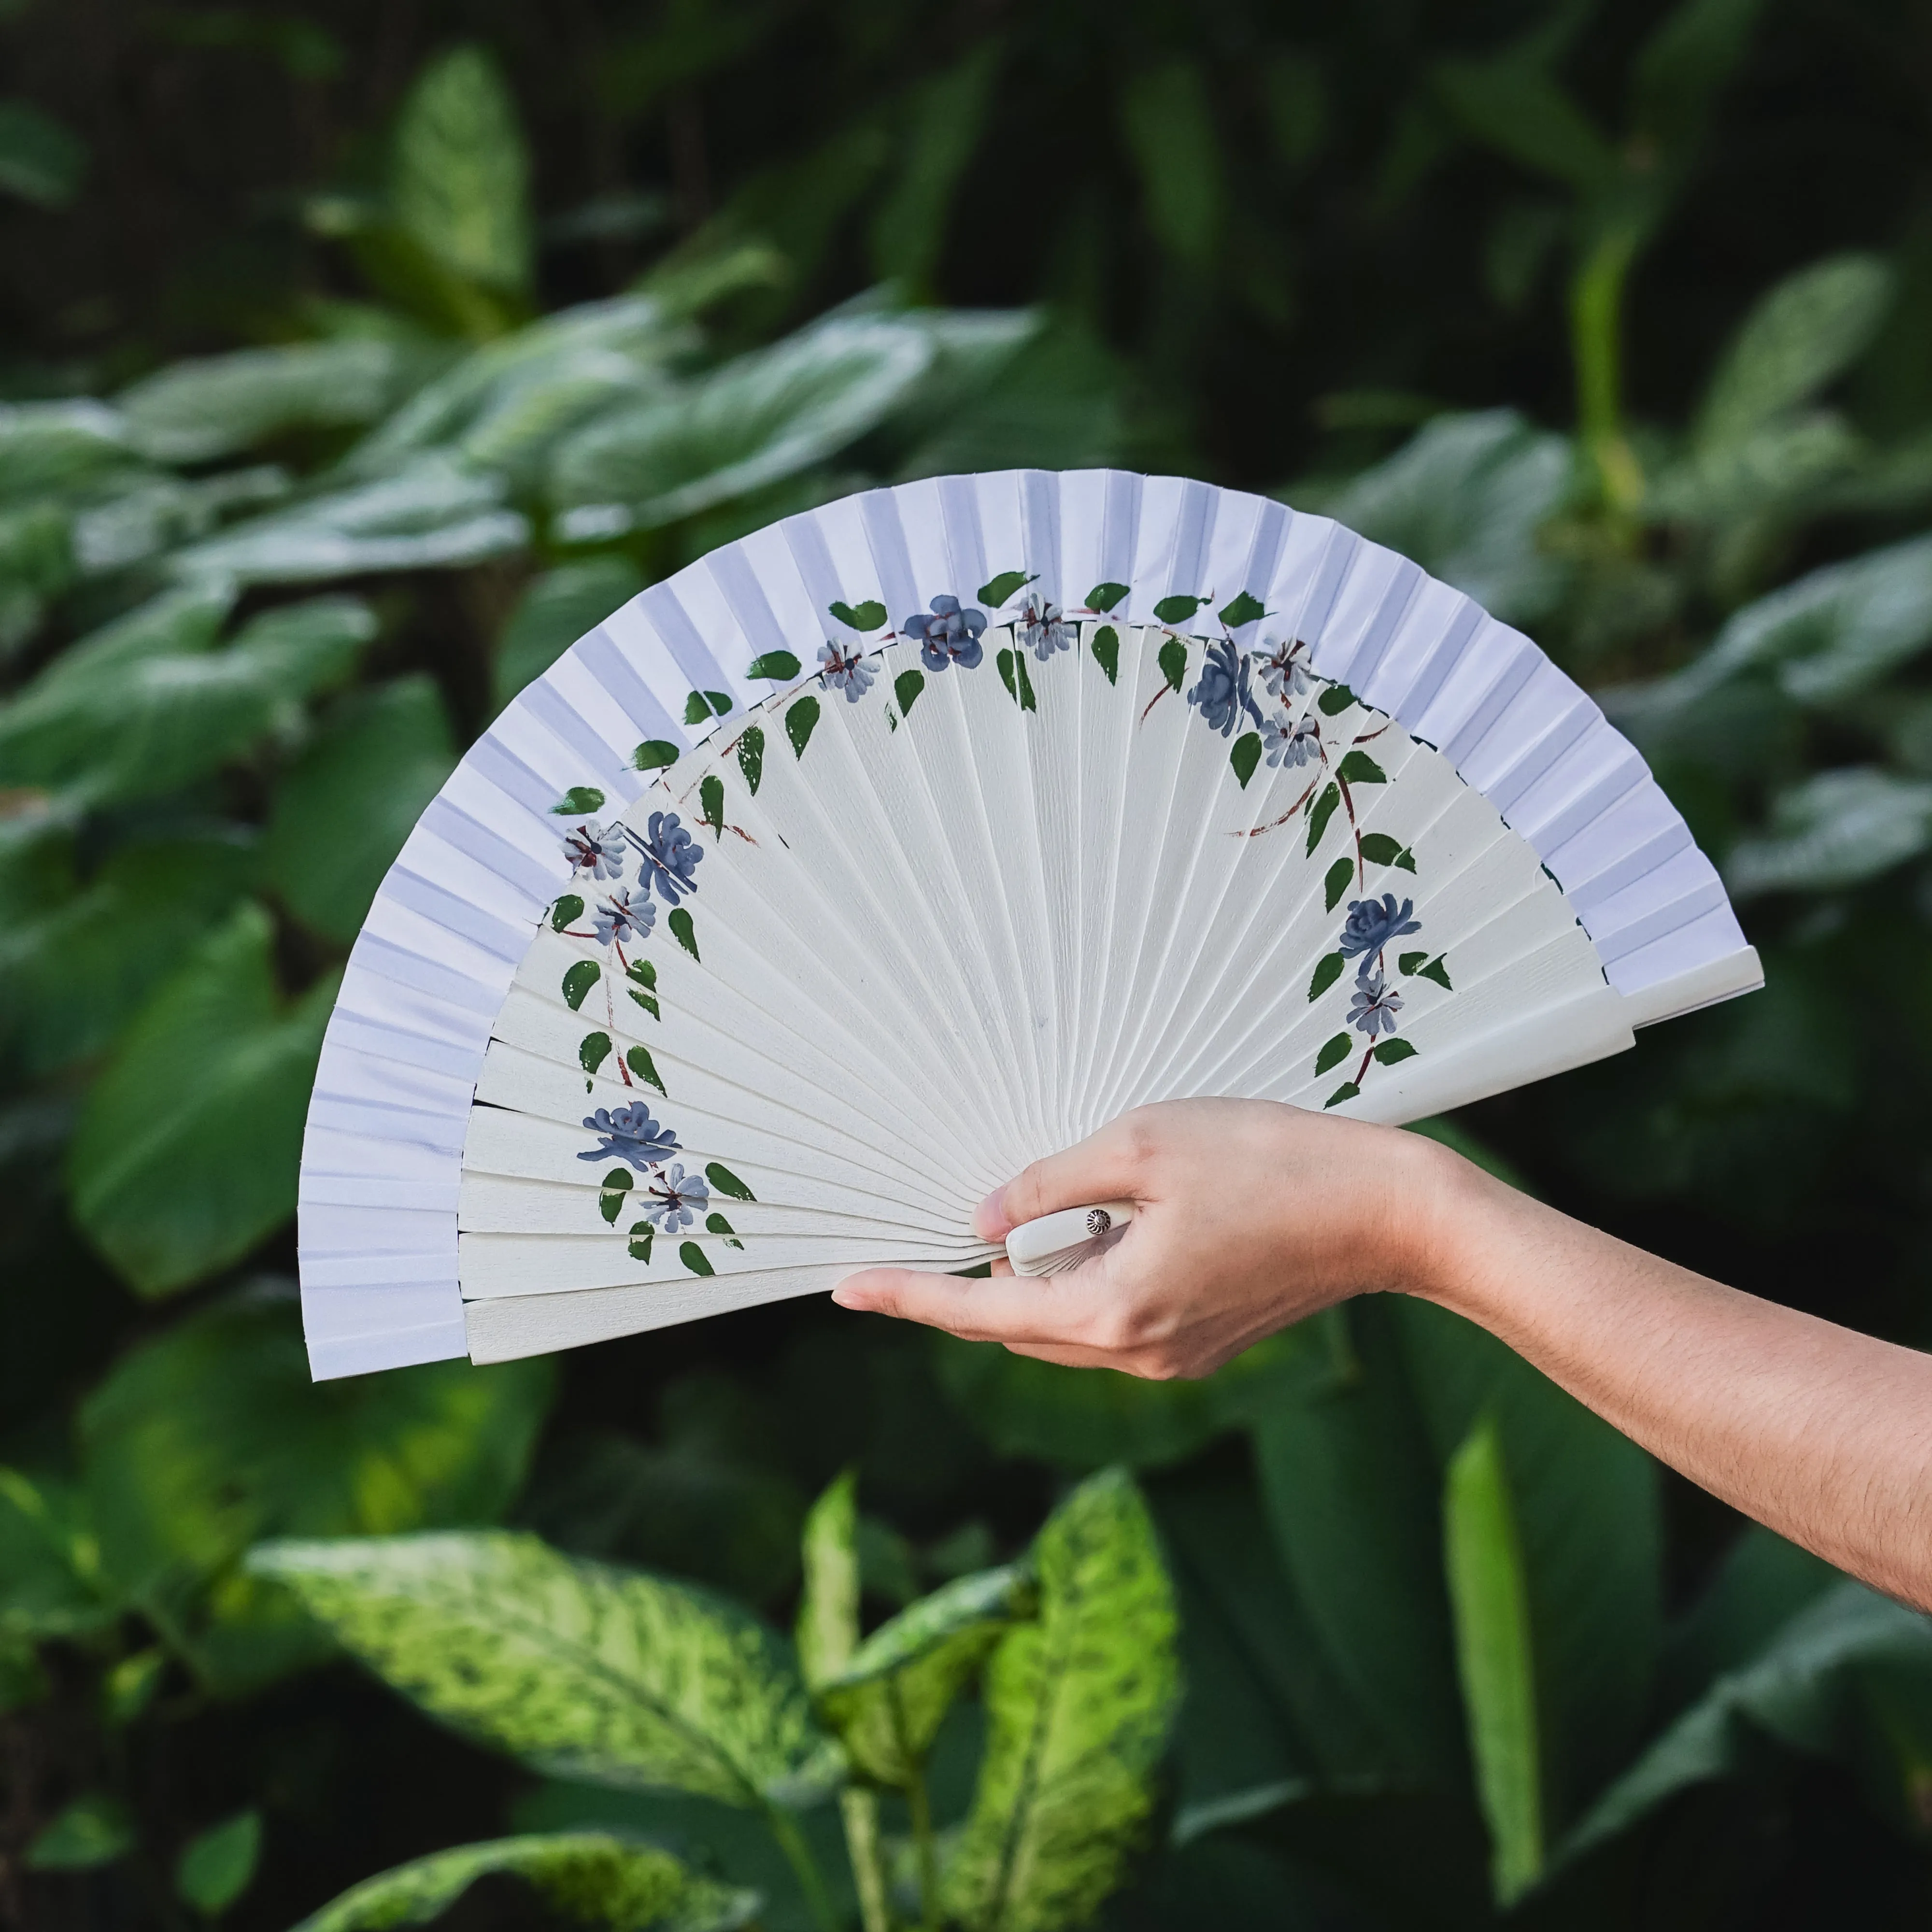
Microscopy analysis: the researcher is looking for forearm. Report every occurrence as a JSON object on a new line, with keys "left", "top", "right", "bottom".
{"left": 1408, "top": 1148, "right": 1932, "bottom": 1611}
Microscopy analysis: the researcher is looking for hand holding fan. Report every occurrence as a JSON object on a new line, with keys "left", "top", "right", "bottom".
{"left": 298, "top": 470, "right": 1759, "bottom": 1377}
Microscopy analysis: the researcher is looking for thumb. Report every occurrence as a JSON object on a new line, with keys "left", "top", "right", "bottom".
{"left": 977, "top": 1118, "right": 1146, "bottom": 1242}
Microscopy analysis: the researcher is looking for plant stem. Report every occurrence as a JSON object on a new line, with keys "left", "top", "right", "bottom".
{"left": 909, "top": 1767, "right": 940, "bottom": 1932}
{"left": 840, "top": 1789, "right": 894, "bottom": 1932}
{"left": 765, "top": 1804, "right": 842, "bottom": 1932}
{"left": 1569, "top": 217, "right": 1647, "bottom": 518}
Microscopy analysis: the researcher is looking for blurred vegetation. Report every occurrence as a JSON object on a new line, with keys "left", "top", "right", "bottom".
{"left": 6, "top": 0, "right": 1932, "bottom": 1926}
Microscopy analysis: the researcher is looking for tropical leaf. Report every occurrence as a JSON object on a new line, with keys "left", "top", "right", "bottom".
{"left": 66, "top": 905, "right": 339, "bottom": 1295}
{"left": 796, "top": 1470, "right": 860, "bottom": 1688}
{"left": 24, "top": 1795, "right": 134, "bottom": 1871}
{"left": 248, "top": 1531, "right": 844, "bottom": 1808}
{"left": 265, "top": 675, "right": 456, "bottom": 943}
{"left": 1724, "top": 767, "right": 1932, "bottom": 898}
{"left": 548, "top": 315, "right": 935, "bottom": 532}
{"left": 290, "top": 1833, "right": 758, "bottom": 1932}
{"left": 0, "top": 1467, "right": 114, "bottom": 1642}
{"left": 0, "top": 398, "right": 131, "bottom": 498}
{"left": 391, "top": 44, "right": 532, "bottom": 294}
{"left": 0, "top": 99, "right": 86, "bottom": 208}
{"left": 0, "top": 595, "right": 371, "bottom": 808}
{"left": 942, "top": 1469, "right": 1179, "bottom": 1932}
{"left": 82, "top": 1293, "right": 551, "bottom": 1694}
{"left": 173, "top": 1810, "right": 262, "bottom": 1917}
{"left": 817, "top": 1563, "right": 1034, "bottom": 1788}
{"left": 1119, "top": 62, "right": 1224, "bottom": 268}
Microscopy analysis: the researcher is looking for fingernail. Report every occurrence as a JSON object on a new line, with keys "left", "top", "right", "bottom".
{"left": 830, "top": 1287, "right": 862, "bottom": 1308}
{"left": 974, "top": 1186, "right": 1006, "bottom": 1236}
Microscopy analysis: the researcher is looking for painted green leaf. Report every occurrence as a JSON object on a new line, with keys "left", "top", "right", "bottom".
{"left": 1153, "top": 593, "right": 1203, "bottom": 625}
{"left": 683, "top": 692, "right": 711, "bottom": 726}
{"left": 668, "top": 909, "right": 698, "bottom": 961}
{"left": 285, "top": 1831, "right": 757, "bottom": 1932}
{"left": 978, "top": 569, "right": 1034, "bottom": 606}
{"left": 1230, "top": 732, "right": 1263, "bottom": 789}
{"left": 894, "top": 668, "right": 925, "bottom": 717}
{"left": 699, "top": 774, "right": 724, "bottom": 838}
{"left": 703, "top": 691, "right": 732, "bottom": 716}
{"left": 1314, "top": 1032, "right": 1353, "bottom": 1076}
{"left": 705, "top": 1163, "right": 756, "bottom": 1203}
{"left": 1374, "top": 1037, "right": 1420, "bottom": 1065}
{"left": 174, "top": 1809, "right": 261, "bottom": 1917}
{"left": 561, "top": 960, "right": 600, "bottom": 1010}
{"left": 627, "top": 958, "right": 657, "bottom": 990}
{"left": 996, "top": 647, "right": 1018, "bottom": 702}
{"left": 579, "top": 1032, "right": 611, "bottom": 1077}
{"left": 1445, "top": 1417, "right": 1543, "bottom": 1908}
{"left": 1337, "top": 749, "right": 1388, "bottom": 785}
{"left": 736, "top": 725, "right": 764, "bottom": 795}
{"left": 1324, "top": 1082, "right": 1361, "bottom": 1109}
{"left": 1157, "top": 637, "right": 1188, "bottom": 692}
{"left": 786, "top": 695, "right": 820, "bottom": 759}
{"left": 1323, "top": 856, "right": 1355, "bottom": 911}
{"left": 1218, "top": 590, "right": 1267, "bottom": 628}
{"left": 1308, "top": 952, "right": 1346, "bottom": 1001}
{"left": 66, "top": 904, "right": 338, "bottom": 1299}
{"left": 1016, "top": 651, "right": 1037, "bottom": 712}
{"left": 1085, "top": 581, "right": 1130, "bottom": 612}
{"left": 942, "top": 1470, "right": 1178, "bottom": 1932}
{"left": 1396, "top": 847, "right": 1418, "bottom": 872}
{"left": 1306, "top": 782, "right": 1341, "bottom": 855}
{"left": 829, "top": 599, "right": 888, "bottom": 633}
{"left": 1091, "top": 625, "right": 1119, "bottom": 683}
{"left": 630, "top": 989, "right": 660, "bottom": 1020}
{"left": 599, "top": 1170, "right": 632, "bottom": 1225}
{"left": 633, "top": 740, "right": 678, "bottom": 772}
{"left": 705, "top": 1214, "right": 741, "bottom": 1248}
{"left": 552, "top": 786, "right": 605, "bottom": 816}
{"left": 247, "top": 1532, "right": 840, "bottom": 1808}
{"left": 550, "top": 895, "right": 584, "bottom": 932}
{"left": 1317, "top": 683, "right": 1355, "bottom": 715}
{"left": 1398, "top": 951, "right": 1429, "bottom": 976}
{"left": 625, "top": 1046, "right": 665, "bottom": 1095}
{"left": 820, "top": 1564, "right": 1036, "bottom": 1790}
{"left": 1421, "top": 956, "right": 1454, "bottom": 992}
{"left": 1359, "top": 832, "right": 1406, "bottom": 867}
{"left": 681, "top": 1242, "right": 715, "bottom": 1277}
{"left": 627, "top": 1225, "right": 653, "bottom": 1264}
{"left": 747, "top": 651, "right": 801, "bottom": 682}
{"left": 84, "top": 1300, "right": 551, "bottom": 1698}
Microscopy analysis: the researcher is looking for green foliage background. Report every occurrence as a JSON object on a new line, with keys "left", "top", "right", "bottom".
{"left": 7, "top": 0, "right": 1932, "bottom": 1925}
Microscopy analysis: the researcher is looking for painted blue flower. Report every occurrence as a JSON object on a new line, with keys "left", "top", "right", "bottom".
{"left": 1254, "top": 634, "right": 1314, "bottom": 700}
{"left": 1020, "top": 597, "right": 1072, "bottom": 661}
{"left": 579, "top": 1101, "right": 679, "bottom": 1171}
{"left": 1262, "top": 714, "right": 1320, "bottom": 768}
{"left": 626, "top": 810, "right": 703, "bottom": 905}
{"left": 640, "top": 1161, "right": 710, "bottom": 1232}
{"left": 818, "top": 639, "right": 877, "bottom": 702}
{"left": 1185, "top": 637, "right": 1264, "bottom": 738}
{"left": 904, "top": 594, "right": 986, "bottom": 671}
{"left": 1339, "top": 894, "right": 1421, "bottom": 964}
{"left": 1348, "top": 973, "right": 1404, "bottom": 1038}
{"left": 592, "top": 885, "right": 654, "bottom": 950}
{"left": 564, "top": 820, "right": 625, "bottom": 881}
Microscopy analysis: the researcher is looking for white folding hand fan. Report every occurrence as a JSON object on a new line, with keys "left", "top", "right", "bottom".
{"left": 298, "top": 469, "right": 1761, "bottom": 1378}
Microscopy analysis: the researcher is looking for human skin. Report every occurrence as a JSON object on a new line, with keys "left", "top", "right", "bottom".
{"left": 832, "top": 1097, "right": 1932, "bottom": 1615}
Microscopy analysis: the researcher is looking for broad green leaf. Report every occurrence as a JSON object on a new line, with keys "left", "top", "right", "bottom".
{"left": 83, "top": 1293, "right": 551, "bottom": 1694}
{"left": 550, "top": 317, "right": 935, "bottom": 532}
{"left": 1321, "top": 410, "right": 1574, "bottom": 624}
{"left": 1632, "top": 0, "right": 1767, "bottom": 163}
{"left": 248, "top": 1531, "right": 842, "bottom": 1807}
{"left": 174, "top": 1810, "right": 262, "bottom": 1917}
{"left": 171, "top": 455, "right": 527, "bottom": 585}
{"left": 0, "top": 99, "right": 86, "bottom": 208}
{"left": 0, "top": 398, "right": 130, "bottom": 500}
{"left": 1696, "top": 253, "right": 1894, "bottom": 453}
{"left": 870, "top": 43, "right": 1002, "bottom": 292}
{"left": 933, "top": 1329, "right": 1314, "bottom": 1472}
{"left": 555, "top": 786, "right": 606, "bottom": 815}
{"left": 31, "top": 580, "right": 233, "bottom": 687}
{"left": 68, "top": 904, "right": 340, "bottom": 1296}
{"left": 25, "top": 1794, "right": 134, "bottom": 1871}
{"left": 1120, "top": 63, "right": 1224, "bottom": 268}
{"left": 943, "top": 1469, "right": 1178, "bottom": 1932}
{"left": 796, "top": 1470, "right": 860, "bottom": 1688}
{"left": 392, "top": 45, "right": 532, "bottom": 293}
{"left": 1443, "top": 1418, "right": 1543, "bottom": 1907}
{"left": 0, "top": 594, "right": 371, "bottom": 808}
{"left": 818, "top": 1564, "right": 1033, "bottom": 1788}
{"left": 265, "top": 675, "right": 455, "bottom": 944}
{"left": 1560, "top": 1581, "right": 1932, "bottom": 1863}
{"left": 599, "top": 1171, "right": 632, "bottom": 1224}
{"left": 1435, "top": 60, "right": 1617, "bottom": 192}
{"left": 1724, "top": 767, "right": 1932, "bottom": 898}
{"left": 495, "top": 558, "right": 644, "bottom": 711}
{"left": 290, "top": 1832, "right": 757, "bottom": 1932}
{"left": 117, "top": 340, "right": 434, "bottom": 464}
{"left": 0, "top": 1467, "right": 113, "bottom": 1641}
{"left": 0, "top": 829, "right": 256, "bottom": 1075}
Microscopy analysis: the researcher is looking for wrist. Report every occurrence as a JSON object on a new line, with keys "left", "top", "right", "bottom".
{"left": 1385, "top": 1128, "right": 1503, "bottom": 1306}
